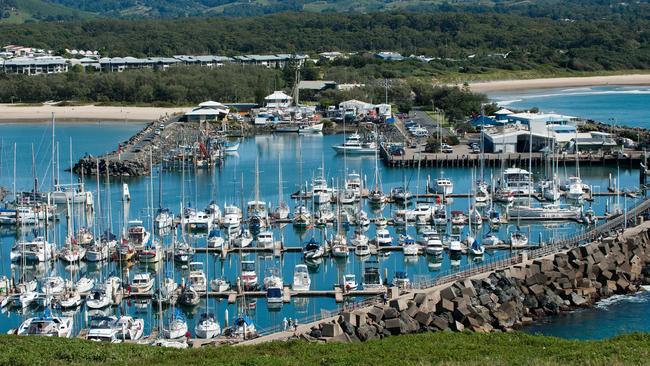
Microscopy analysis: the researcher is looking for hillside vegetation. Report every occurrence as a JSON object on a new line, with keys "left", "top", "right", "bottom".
{"left": 0, "top": 0, "right": 91, "bottom": 23}
{"left": 2, "top": 332, "right": 650, "bottom": 366}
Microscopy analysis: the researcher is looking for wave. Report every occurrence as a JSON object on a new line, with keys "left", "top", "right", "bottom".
{"left": 495, "top": 99, "right": 522, "bottom": 106}
{"left": 595, "top": 292, "right": 650, "bottom": 310}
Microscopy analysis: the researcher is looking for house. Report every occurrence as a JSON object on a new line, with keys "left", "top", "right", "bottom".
{"left": 173, "top": 55, "right": 234, "bottom": 67}
{"left": 233, "top": 54, "right": 309, "bottom": 68}
{"left": 99, "top": 57, "right": 180, "bottom": 72}
{"left": 184, "top": 101, "right": 230, "bottom": 122}
{"left": 265, "top": 91, "right": 293, "bottom": 108}
{"left": 375, "top": 52, "right": 405, "bottom": 61}
{"left": 2, "top": 56, "right": 68, "bottom": 75}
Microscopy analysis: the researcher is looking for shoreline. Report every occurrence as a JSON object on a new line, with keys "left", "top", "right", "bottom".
{"left": 467, "top": 74, "right": 650, "bottom": 93}
{"left": 0, "top": 104, "right": 189, "bottom": 122}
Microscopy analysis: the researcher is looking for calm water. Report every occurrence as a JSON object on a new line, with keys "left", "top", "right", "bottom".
{"left": 490, "top": 85, "right": 650, "bottom": 127}
{"left": 0, "top": 115, "right": 643, "bottom": 337}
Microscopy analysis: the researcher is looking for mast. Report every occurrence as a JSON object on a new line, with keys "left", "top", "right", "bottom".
{"left": 12, "top": 143, "right": 15, "bottom": 205}
{"left": 51, "top": 112, "right": 56, "bottom": 188}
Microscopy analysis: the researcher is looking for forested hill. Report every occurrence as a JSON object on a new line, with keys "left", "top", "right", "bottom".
{"left": 1, "top": 0, "right": 648, "bottom": 21}
{"left": 1, "top": 11, "right": 649, "bottom": 75}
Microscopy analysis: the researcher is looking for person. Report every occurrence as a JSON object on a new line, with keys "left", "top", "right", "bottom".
{"left": 382, "top": 292, "right": 388, "bottom": 305}
{"left": 282, "top": 317, "right": 288, "bottom": 331}
{"left": 287, "top": 317, "right": 293, "bottom": 331}
{"left": 293, "top": 319, "right": 298, "bottom": 333}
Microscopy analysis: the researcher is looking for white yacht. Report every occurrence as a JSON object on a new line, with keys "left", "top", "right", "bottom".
{"left": 292, "top": 264, "right": 311, "bottom": 291}
{"left": 154, "top": 208, "right": 174, "bottom": 229}
{"left": 18, "top": 313, "right": 73, "bottom": 338}
{"left": 330, "top": 234, "right": 349, "bottom": 258}
{"left": 508, "top": 204, "right": 581, "bottom": 220}
{"left": 312, "top": 175, "right": 332, "bottom": 205}
{"left": 332, "top": 132, "right": 377, "bottom": 155}
{"left": 502, "top": 167, "right": 534, "bottom": 195}
{"left": 11, "top": 237, "right": 55, "bottom": 263}
{"left": 567, "top": 176, "right": 585, "bottom": 201}
{"left": 188, "top": 262, "right": 207, "bottom": 292}
{"left": 50, "top": 183, "right": 93, "bottom": 205}
{"left": 421, "top": 230, "right": 444, "bottom": 256}
{"left": 292, "top": 205, "right": 312, "bottom": 227}
{"left": 125, "top": 220, "right": 151, "bottom": 251}
{"left": 428, "top": 177, "right": 454, "bottom": 196}
{"left": 375, "top": 228, "right": 393, "bottom": 246}
{"left": 344, "top": 274, "right": 358, "bottom": 291}
{"left": 256, "top": 230, "right": 275, "bottom": 249}
{"left": 510, "top": 230, "right": 529, "bottom": 248}
{"left": 129, "top": 273, "right": 155, "bottom": 294}
{"left": 240, "top": 260, "right": 259, "bottom": 291}
{"left": 184, "top": 208, "right": 214, "bottom": 231}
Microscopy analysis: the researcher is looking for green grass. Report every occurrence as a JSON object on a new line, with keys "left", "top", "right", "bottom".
{"left": 3, "top": 332, "right": 650, "bottom": 366}
{"left": 0, "top": 0, "right": 92, "bottom": 24}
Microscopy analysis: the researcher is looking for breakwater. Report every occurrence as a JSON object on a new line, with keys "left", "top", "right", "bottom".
{"left": 299, "top": 219, "right": 650, "bottom": 342}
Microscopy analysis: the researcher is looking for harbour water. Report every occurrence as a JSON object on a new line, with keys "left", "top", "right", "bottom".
{"left": 490, "top": 85, "right": 650, "bottom": 127}
{"left": 0, "top": 85, "right": 648, "bottom": 339}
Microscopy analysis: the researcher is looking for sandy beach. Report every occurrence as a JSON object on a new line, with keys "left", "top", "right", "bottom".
{"left": 0, "top": 104, "right": 190, "bottom": 122}
{"left": 468, "top": 74, "right": 650, "bottom": 93}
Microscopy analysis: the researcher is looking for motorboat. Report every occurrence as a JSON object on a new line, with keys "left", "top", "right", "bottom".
{"left": 402, "top": 237, "right": 419, "bottom": 256}
{"left": 18, "top": 312, "right": 73, "bottom": 338}
{"left": 449, "top": 238, "right": 463, "bottom": 256}
{"left": 362, "top": 265, "right": 384, "bottom": 290}
{"left": 129, "top": 273, "right": 155, "bottom": 294}
{"left": 344, "top": 274, "right": 358, "bottom": 291}
{"left": 240, "top": 260, "right": 259, "bottom": 291}
{"left": 368, "top": 189, "right": 386, "bottom": 205}
{"left": 351, "top": 231, "right": 369, "bottom": 247}
{"left": 354, "top": 243, "right": 371, "bottom": 257}
{"left": 195, "top": 312, "right": 221, "bottom": 339}
{"left": 508, "top": 204, "right": 581, "bottom": 220}
{"left": 205, "top": 201, "right": 222, "bottom": 224}
{"left": 125, "top": 220, "right": 151, "bottom": 251}
{"left": 0, "top": 207, "right": 17, "bottom": 225}
{"left": 85, "top": 240, "right": 111, "bottom": 262}
{"left": 292, "top": 264, "right": 311, "bottom": 291}
{"left": 344, "top": 171, "right": 362, "bottom": 200}
{"left": 312, "top": 175, "right": 332, "bottom": 205}
{"left": 264, "top": 268, "right": 283, "bottom": 306}
{"left": 502, "top": 167, "right": 534, "bottom": 195}
{"left": 184, "top": 208, "right": 213, "bottom": 232}
{"left": 433, "top": 204, "right": 448, "bottom": 226}
{"left": 86, "top": 316, "right": 120, "bottom": 343}
{"left": 222, "top": 204, "right": 242, "bottom": 234}
{"left": 207, "top": 228, "right": 225, "bottom": 249}
{"left": 332, "top": 132, "right": 377, "bottom": 155}
{"left": 256, "top": 230, "right": 275, "bottom": 249}
{"left": 494, "top": 187, "right": 515, "bottom": 204}
{"left": 298, "top": 122, "right": 324, "bottom": 134}
{"left": 375, "top": 228, "right": 393, "bottom": 246}
{"left": 164, "top": 311, "right": 188, "bottom": 340}
{"left": 428, "top": 177, "right": 453, "bottom": 196}
{"left": 247, "top": 201, "right": 268, "bottom": 232}
{"left": 188, "top": 262, "right": 207, "bottom": 292}
{"left": 303, "top": 237, "right": 324, "bottom": 259}
{"left": 421, "top": 230, "right": 443, "bottom": 256}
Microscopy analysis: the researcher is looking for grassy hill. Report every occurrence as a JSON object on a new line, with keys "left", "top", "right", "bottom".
{"left": 2, "top": 332, "right": 650, "bottom": 366}
{"left": 0, "top": 0, "right": 92, "bottom": 23}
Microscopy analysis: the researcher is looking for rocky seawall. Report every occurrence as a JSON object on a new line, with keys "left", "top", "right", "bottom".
{"left": 306, "top": 223, "right": 650, "bottom": 342}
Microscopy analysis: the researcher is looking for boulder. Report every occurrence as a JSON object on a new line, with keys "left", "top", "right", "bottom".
{"left": 431, "top": 315, "right": 449, "bottom": 330}
{"left": 415, "top": 311, "right": 433, "bottom": 326}
{"left": 389, "top": 298, "right": 408, "bottom": 312}
{"left": 367, "top": 306, "right": 384, "bottom": 322}
{"left": 321, "top": 322, "right": 343, "bottom": 337}
{"left": 383, "top": 307, "right": 400, "bottom": 320}
{"left": 356, "top": 325, "right": 377, "bottom": 342}
{"left": 339, "top": 320, "right": 356, "bottom": 335}
{"left": 384, "top": 318, "right": 402, "bottom": 335}
{"left": 570, "top": 292, "right": 587, "bottom": 306}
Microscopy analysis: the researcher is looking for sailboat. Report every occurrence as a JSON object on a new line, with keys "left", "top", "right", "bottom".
{"left": 248, "top": 158, "right": 268, "bottom": 232}
{"left": 368, "top": 144, "right": 386, "bottom": 205}
{"left": 330, "top": 187, "right": 349, "bottom": 258}
{"left": 154, "top": 166, "right": 173, "bottom": 229}
{"left": 272, "top": 157, "right": 290, "bottom": 220}
{"left": 195, "top": 246, "right": 221, "bottom": 339}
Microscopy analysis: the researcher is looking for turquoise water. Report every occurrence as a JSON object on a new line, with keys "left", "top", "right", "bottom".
{"left": 490, "top": 85, "right": 650, "bottom": 127}
{"left": 0, "top": 117, "right": 643, "bottom": 338}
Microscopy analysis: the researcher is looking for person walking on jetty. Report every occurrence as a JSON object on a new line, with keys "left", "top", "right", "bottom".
{"left": 282, "top": 317, "right": 288, "bottom": 331}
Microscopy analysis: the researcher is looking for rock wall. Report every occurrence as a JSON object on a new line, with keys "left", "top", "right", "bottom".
{"left": 306, "top": 225, "right": 650, "bottom": 342}
{"left": 72, "top": 157, "right": 149, "bottom": 177}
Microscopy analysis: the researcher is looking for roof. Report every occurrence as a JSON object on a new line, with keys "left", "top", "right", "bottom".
{"left": 376, "top": 52, "right": 404, "bottom": 60}
{"left": 265, "top": 91, "right": 292, "bottom": 100}
{"left": 199, "top": 101, "right": 227, "bottom": 108}
{"left": 173, "top": 55, "right": 233, "bottom": 63}
{"left": 185, "top": 108, "right": 228, "bottom": 116}
{"left": 494, "top": 108, "right": 513, "bottom": 115}
{"left": 298, "top": 80, "right": 336, "bottom": 90}
{"left": 508, "top": 112, "right": 577, "bottom": 122}
{"left": 3, "top": 57, "right": 67, "bottom": 66}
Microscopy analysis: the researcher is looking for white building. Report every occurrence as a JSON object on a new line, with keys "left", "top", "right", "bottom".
{"left": 265, "top": 91, "right": 293, "bottom": 108}
{"left": 2, "top": 56, "right": 68, "bottom": 75}
{"left": 185, "top": 101, "right": 230, "bottom": 122}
